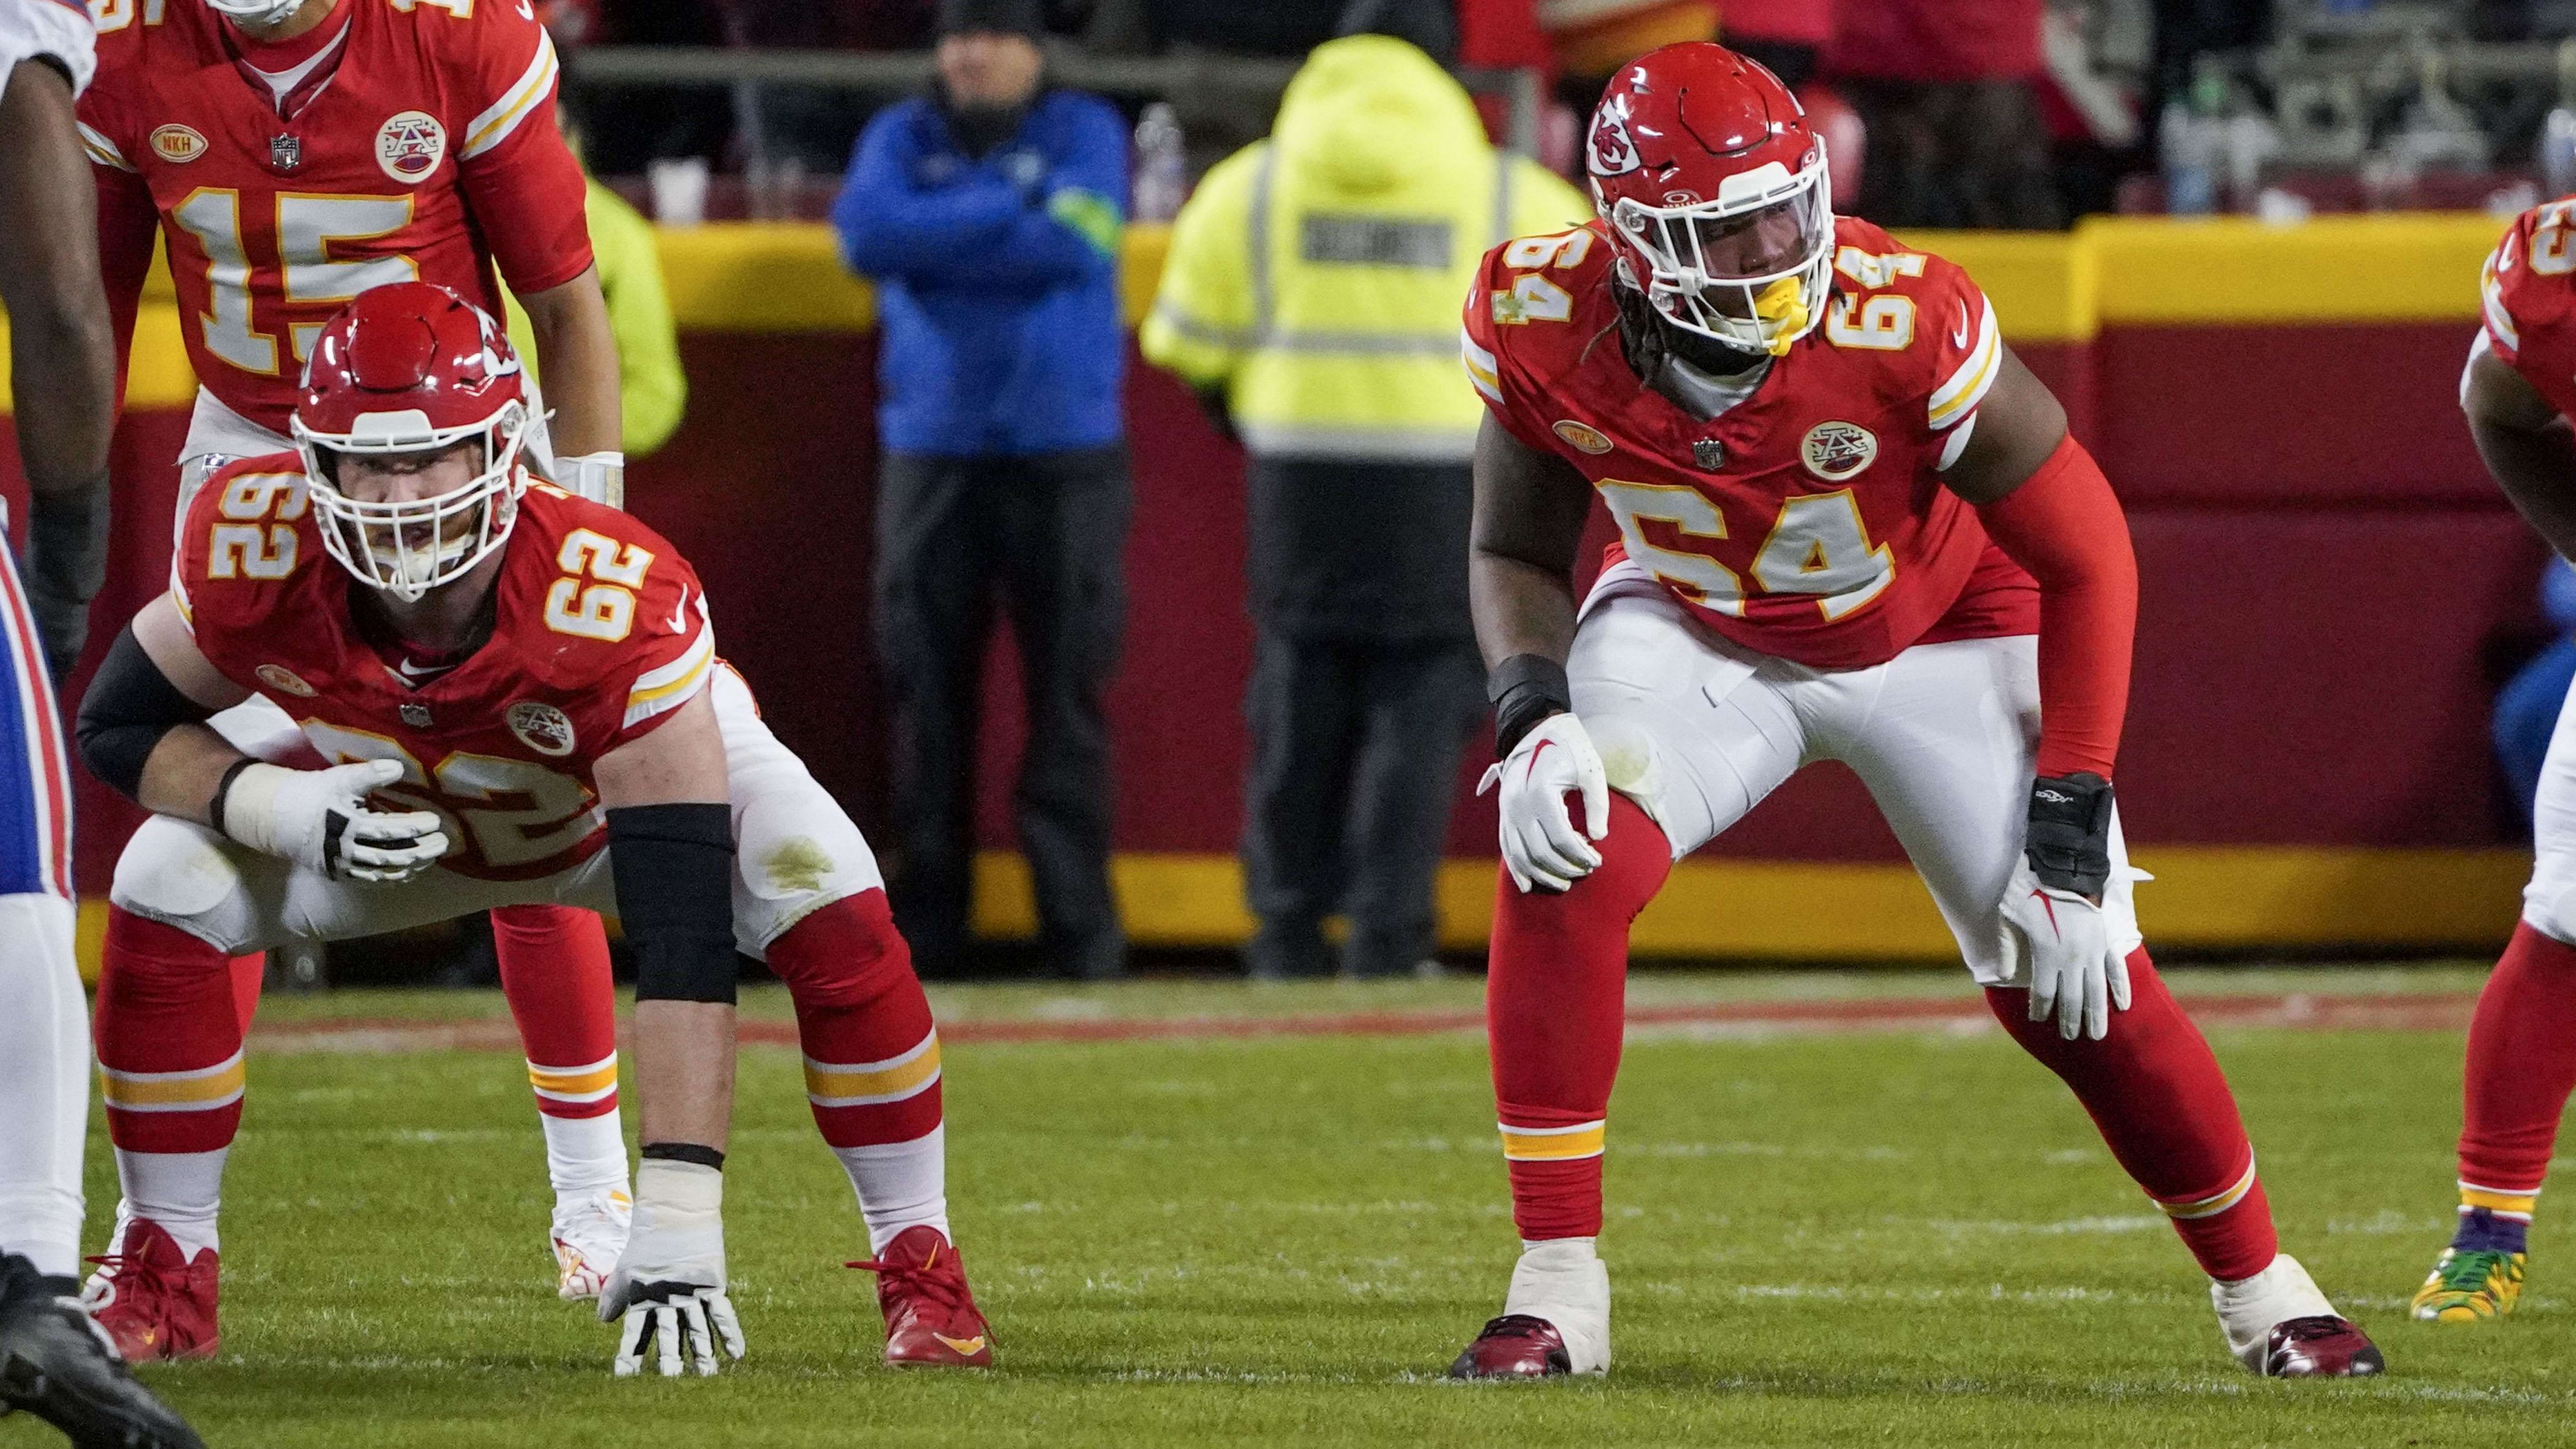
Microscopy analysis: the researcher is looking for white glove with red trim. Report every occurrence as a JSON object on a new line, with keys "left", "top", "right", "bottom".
{"left": 1478, "top": 711, "right": 1609, "bottom": 894}
{"left": 1997, "top": 856, "right": 2130, "bottom": 1041}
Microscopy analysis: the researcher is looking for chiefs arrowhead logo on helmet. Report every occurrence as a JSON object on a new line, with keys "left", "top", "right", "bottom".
{"left": 1589, "top": 91, "right": 1643, "bottom": 178}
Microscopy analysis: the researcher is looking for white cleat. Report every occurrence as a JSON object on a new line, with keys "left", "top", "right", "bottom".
{"left": 549, "top": 1187, "right": 632, "bottom": 1301}
{"left": 2209, "top": 1253, "right": 2386, "bottom": 1377}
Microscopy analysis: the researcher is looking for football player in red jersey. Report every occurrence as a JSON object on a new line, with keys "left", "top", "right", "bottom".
{"left": 2404, "top": 201, "right": 2576, "bottom": 1323}
{"left": 70, "top": 284, "right": 991, "bottom": 1374}
{"left": 76, "top": 0, "right": 636, "bottom": 1303}
{"left": 1447, "top": 44, "right": 2382, "bottom": 1380}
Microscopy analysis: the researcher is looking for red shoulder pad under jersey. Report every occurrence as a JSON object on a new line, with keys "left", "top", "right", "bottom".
{"left": 1461, "top": 220, "right": 1616, "bottom": 453}
{"left": 493, "top": 488, "right": 714, "bottom": 750}
{"left": 2481, "top": 201, "right": 2576, "bottom": 415}
{"left": 170, "top": 453, "right": 331, "bottom": 664}
{"left": 436, "top": 0, "right": 592, "bottom": 295}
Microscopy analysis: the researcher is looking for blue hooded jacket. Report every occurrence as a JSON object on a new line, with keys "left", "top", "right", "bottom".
{"left": 834, "top": 89, "right": 1129, "bottom": 457}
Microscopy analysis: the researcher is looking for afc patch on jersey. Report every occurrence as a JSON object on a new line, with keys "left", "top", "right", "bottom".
{"left": 507, "top": 700, "right": 577, "bottom": 757}
{"left": 1801, "top": 421, "right": 1877, "bottom": 481}
{"left": 376, "top": 110, "right": 446, "bottom": 183}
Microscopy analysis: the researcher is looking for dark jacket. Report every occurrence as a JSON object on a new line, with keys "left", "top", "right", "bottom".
{"left": 835, "top": 88, "right": 1129, "bottom": 457}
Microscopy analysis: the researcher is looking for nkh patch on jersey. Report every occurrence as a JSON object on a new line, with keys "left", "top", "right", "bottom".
{"left": 1460, "top": 214, "right": 2036, "bottom": 670}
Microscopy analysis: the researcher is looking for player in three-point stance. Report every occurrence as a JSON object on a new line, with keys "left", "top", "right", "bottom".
{"left": 77, "top": 0, "right": 637, "bottom": 1318}
{"left": 0, "top": 0, "right": 206, "bottom": 1440}
{"left": 72, "top": 283, "right": 993, "bottom": 1374}
{"left": 1447, "top": 43, "right": 2384, "bottom": 1380}
{"left": 2408, "top": 199, "right": 2576, "bottom": 1323}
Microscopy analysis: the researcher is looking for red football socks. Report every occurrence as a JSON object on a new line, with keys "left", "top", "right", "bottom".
{"left": 1487, "top": 793, "right": 1673, "bottom": 1242}
{"left": 2455, "top": 922, "right": 2576, "bottom": 1228}
{"left": 765, "top": 891, "right": 945, "bottom": 1149}
{"left": 96, "top": 910, "right": 246, "bottom": 1157}
{"left": 491, "top": 905, "right": 628, "bottom": 1195}
{"left": 1986, "top": 949, "right": 2278, "bottom": 1282}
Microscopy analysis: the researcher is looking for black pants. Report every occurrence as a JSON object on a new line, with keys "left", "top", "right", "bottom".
{"left": 1240, "top": 632, "right": 1484, "bottom": 979}
{"left": 873, "top": 446, "right": 1129, "bottom": 978}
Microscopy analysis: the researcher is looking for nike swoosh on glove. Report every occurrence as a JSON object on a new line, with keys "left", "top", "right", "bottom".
{"left": 1997, "top": 856, "right": 2132, "bottom": 1040}
{"left": 1478, "top": 711, "right": 1609, "bottom": 894}
{"left": 600, "top": 1160, "right": 746, "bottom": 1378}
{"left": 217, "top": 760, "right": 449, "bottom": 883}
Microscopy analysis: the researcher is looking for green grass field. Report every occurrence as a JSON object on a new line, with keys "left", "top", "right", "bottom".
{"left": 13, "top": 966, "right": 2575, "bottom": 1448}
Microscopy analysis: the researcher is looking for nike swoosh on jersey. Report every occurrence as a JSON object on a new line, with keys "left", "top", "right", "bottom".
{"left": 1951, "top": 304, "right": 1971, "bottom": 349}
{"left": 667, "top": 585, "right": 689, "bottom": 633}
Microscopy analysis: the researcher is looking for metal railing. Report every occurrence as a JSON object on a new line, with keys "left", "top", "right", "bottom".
{"left": 564, "top": 44, "right": 1547, "bottom": 157}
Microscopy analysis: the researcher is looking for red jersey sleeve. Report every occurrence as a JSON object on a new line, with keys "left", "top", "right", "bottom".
{"left": 507, "top": 496, "right": 716, "bottom": 750}
{"left": 602, "top": 551, "right": 716, "bottom": 750}
{"left": 1462, "top": 229, "right": 1585, "bottom": 454}
{"left": 2479, "top": 205, "right": 2576, "bottom": 421}
{"left": 448, "top": 5, "right": 591, "bottom": 295}
{"left": 74, "top": 75, "right": 158, "bottom": 407}
{"left": 1907, "top": 256, "right": 2001, "bottom": 450}
{"left": 170, "top": 455, "right": 318, "bottom": 689}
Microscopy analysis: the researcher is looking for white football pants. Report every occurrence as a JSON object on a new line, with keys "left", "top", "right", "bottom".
{"left": 1569, "top": 560, "right": 2145, "bottom": 983}
{"left": 2515, "top": 670, "right": 2576, "bottom": 942}
{"left": 0, "top": 891, "right": 86, "bottom": 1277}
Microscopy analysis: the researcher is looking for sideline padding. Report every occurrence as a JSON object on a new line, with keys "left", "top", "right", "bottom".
{"left": 10, "top": 210, "right": 2512, "bottom": 415}
{"left": 966, "top": 845, "right": 2532, "bottom": 958}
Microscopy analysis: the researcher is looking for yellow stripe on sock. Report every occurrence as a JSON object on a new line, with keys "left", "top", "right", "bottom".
{"left": 2461, "top": 1183, "right": 2539, "bottom": 1217}
{"left": 804, "top": 1034, "right": 942, "bottom": 1106}
{"left": 1499, "top": 1121, "right": 1606, "bottom": 1162}
{"left": 528, "top": 1056, "right": 620, "bottom": 1099}
{"left": 99, "top": 1054, "right": 246, "bottom": 1112}
{"left": 2159, "top": 1156, "right": 2257, "bottom": 1220}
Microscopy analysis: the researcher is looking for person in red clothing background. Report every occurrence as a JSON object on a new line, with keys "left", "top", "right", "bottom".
{"left": 1826, "top": 0, "right": 2059, "bottom": 228}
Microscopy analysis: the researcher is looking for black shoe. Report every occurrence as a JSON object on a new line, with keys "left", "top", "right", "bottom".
{"left": 1244, "top": 922, "right": 1330, "bottom": 980}
{"left": 0, "top": 1255, "right": 204, "bottom": 1449}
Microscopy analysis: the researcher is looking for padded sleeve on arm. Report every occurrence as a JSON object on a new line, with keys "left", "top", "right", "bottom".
{"left": 75, "top": 623, "right": 216, "bottom": 801}
{"left": 1972, "top": 435, "right": 2137, "bottom": 780}
{"left": 607, "top": 802, "right": 738, "bottom": 1003}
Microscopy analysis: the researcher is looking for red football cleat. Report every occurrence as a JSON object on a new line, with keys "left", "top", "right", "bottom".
{"left": 80, "top": 1220, "right": 219, "bottom": 1363}
{"left": 849, "top": 1226, "right": 993, "bottom": 1368}
{"left": 1448, "top": 1314, "right": 1572, "bottom": 1379}
{"left": 2261, "top": 1316, "right": 2386, "bottom": 1377}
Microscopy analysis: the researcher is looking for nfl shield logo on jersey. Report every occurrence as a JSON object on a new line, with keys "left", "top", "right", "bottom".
{"left": 1800, "top": 422, "right": 1878, "bottom": 482}
{"left": 268, "top": 133, "right": 301, "bottom": 172}
{"left": 376, "top": 111, "right": 448, "bottom": 184}
{"left": 1692, "top": 438, "right": 1727, "bottom": 471}
{"left": 399, "top": 702, "right": 433, "bottom": 729}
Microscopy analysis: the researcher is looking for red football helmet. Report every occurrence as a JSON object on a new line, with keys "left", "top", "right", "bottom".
{"left": 1586, "top": 43, "right": 1833, "bottom": 358}
{"left": 292, "top": 282, "right": 534, "bottom": 601}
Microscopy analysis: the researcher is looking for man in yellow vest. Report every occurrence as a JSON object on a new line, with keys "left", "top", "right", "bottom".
{"left": 1144, "top": 33, "right": 1587, "bottom": 978}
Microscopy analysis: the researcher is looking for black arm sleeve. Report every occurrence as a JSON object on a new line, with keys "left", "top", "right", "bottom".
{"left": 607, "top": 802, "right": 738, "bottom": 1004}
{"left": 75, "top": 624, "right": 215, "bottom": 801}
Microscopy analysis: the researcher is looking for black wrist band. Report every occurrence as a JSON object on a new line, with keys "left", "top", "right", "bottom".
{"left": 640, "top": 1141, "right": 726, "bottom": 1172}
{"left": 2025, "top": 772, "right": 2115, "bottom": 898}
{"left": 208, "top": 757, "right": 260, "bottom": 840}
{"left": 1487, "top": 653, "right": 1573, "bottom": 757}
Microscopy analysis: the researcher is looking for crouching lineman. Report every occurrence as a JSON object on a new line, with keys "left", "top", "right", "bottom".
{"left": 1448, "top": 44, "right": 2382, "bottom": 1379}
{"left": 2404, "top": 198, "right": 2576, "bottom": 1323}
{"left": 70, "top": 282, "right": 993, "bottom": 1374}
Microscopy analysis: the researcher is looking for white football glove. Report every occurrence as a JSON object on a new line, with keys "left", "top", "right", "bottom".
{"left": 555, "top": 451, "right": 626, "bottom": 510}
{"left": 1996, "top": 856, "right": 2131, "bottom": 1041}
{"left": 600, "top": 1159, "right": 744, "bottom": 1378}
{"left": 215, "top": 760, "right": 448, "bottom": 883}
{"left": 1478, "top": 711, "right": 1609, "bottom": 893}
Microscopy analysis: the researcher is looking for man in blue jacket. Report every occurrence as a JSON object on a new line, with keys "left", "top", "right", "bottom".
{"left": 835, "top": 0, "right": 1130, "bottom": 980}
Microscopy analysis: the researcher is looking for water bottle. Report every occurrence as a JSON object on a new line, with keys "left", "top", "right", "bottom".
{"left": 2542, "top": 109, "right": 2576, "bottom": 200}
{"left": 2161, "top": 100, "right": 2215, "bottom": 215}
{"left": 1133, "top": 102, "right": 1187, "bottom": 224}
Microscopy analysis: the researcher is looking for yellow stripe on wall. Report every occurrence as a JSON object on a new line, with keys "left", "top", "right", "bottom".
{"left": 964, "top": 845, "right": 2533, "bottom": 958}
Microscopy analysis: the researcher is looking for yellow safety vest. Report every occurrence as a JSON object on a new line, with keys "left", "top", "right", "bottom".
{"left": 1144, "top": 34, "right": 1591, "bottom": 462}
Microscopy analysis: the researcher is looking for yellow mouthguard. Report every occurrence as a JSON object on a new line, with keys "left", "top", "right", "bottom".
{"left": 1754, "top": 275, "right": 1809, "bottom": 356}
